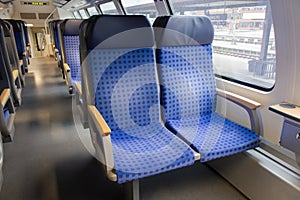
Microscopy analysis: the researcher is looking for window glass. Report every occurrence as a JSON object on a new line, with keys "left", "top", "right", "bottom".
{"left": 87, "top": 6, "right": 99, "bottom": 16}
{"left": 170, "top": 0, "right": 276, "bottom": 90}
{"left": 79, "top": 9, "right": 89, "bottom": 19}
{"left": 73, "top": 11, "right": 81, "bottom": 19}
{"left": 121, "top": 0, "right": 158, "bottom": 24}
{"left": 100, "top": 2, "right": 119, "bottom": 15}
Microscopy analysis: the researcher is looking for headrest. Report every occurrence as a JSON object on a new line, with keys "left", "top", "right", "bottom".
{"left": 153, "top": 16, "right": 214, "bottom": 47}
{"left": 0, "top": 20, "right": 12, "bottom": 37}
{"left": 6, "top": 19, "right": 23, "bottom": 32}
{"left": 60, "top": 19, "right": 83, "bottom": 36}
{"left": 85, "top": 15, "right": 154, "bottom": 49}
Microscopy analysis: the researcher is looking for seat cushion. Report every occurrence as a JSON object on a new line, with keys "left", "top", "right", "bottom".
{"left": 166, "top": 112, "right": 260, "bottom": 162}
{"left": 110, "top": 122, "right": 195, "bottom": 183}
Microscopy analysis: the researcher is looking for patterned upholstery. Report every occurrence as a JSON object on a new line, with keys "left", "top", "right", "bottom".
{"left": 154, "top": 16, "right": 260, "bottom": 162}
{"left": 89, "top": 47, "right": 195, "bottom": 183}
{"left": 166, "top": 113, "right": 260, "bottom": 162}
{"left": 64, "top": 36, "right": 81, "bottom": 82}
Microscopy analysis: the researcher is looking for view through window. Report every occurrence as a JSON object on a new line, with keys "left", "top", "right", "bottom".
{"left": 100, "top": 2, "right": 119, "bottom": 15}
{"left": 171, "top": 0, "right": 276, "bottom": 90}
{"left": 79, "top": 9, "right": 89, "bottom": 19}
{"left": 87, "top": 6, "right": 99, "bottom": 16}
{"left": 121, "top": 0, "right": 158, "bottom": 24}
{"left": 73, "top": 11, "right": 81, "bottom": 19}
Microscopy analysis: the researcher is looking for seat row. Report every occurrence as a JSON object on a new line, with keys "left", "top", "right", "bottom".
{"left": 0, "top": 18, "right": 31, "bottom": 188}
{"left": 0, "top": 19, "right": 31, "bottom": 143}
{"left": 49, "top": 15, "right": 261, "bottom": 186}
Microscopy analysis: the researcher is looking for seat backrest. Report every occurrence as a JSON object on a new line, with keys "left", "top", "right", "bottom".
{"left": 19, "top": 20, "right": 29, "bottom": 46}
{"left": 59, "top": 19, "right": 83, "bottom": 81}
{"left": 1, "top": 21, "right": 21, "bottom": 72}
{"left": 0, "top": 25, "right": 10, "bottom": 93}
{"left": 53, "top": 20, "right": 63, "bottom": 55}
{"left": 6, "top": 20, "right": 26, "bottom": 60}
{"left": 153, "top": 16, "right": 216, "bottom": 121}
{"left": 0, "top": 20, "right": 21, "bottom": 106}
{"left": 82, "top": 15, "right": 157, "bottom": 132}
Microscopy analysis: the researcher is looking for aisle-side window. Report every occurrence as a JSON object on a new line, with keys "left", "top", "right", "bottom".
{"left": 73, "top": 11, "right": 81, "bottom": 19}
{"left": 79, "top": 9, "right": 89, "bottom": 19}
{"left": 121, "top": 0, "right": 158, "bottom": 24}
{"left": 87, "top": 6, "right": 99, "bottom": 16}
{"left": 170, "top": 0, "right": 276, "bottom": 91}
{"left": 100, "top": 2, "right": 119, "bottom": 15}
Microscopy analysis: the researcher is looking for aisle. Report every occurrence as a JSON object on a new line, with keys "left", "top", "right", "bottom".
{"left": 0, "top": 57, "right": 247, "bottom": 200}
{"left": 0, "top": 57, "right": 124, "bottom": 200}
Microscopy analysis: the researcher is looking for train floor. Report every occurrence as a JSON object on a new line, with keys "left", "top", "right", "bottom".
{"left": 0, "top": 57, "right": 248, "bottom": 200}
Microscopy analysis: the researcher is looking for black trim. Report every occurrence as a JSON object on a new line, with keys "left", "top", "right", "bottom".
{"left": 215, "top": 74, "right": 275, "bottom": 92}
{"left": 269, "top": 107, "right": 300, "bottom": 123}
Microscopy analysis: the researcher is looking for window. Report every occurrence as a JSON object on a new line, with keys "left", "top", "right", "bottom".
{"left": 79, "top": 9, "right": 89, "bottom": 19}
{"left": 99, "top": 2, "right": 119, "bottom": 15}
{"left": 87, "top": 6, "right": 99, "bottom": 16}
{"left": 121, "top": 0, "right": 158, "bottom": 24}
{"left": 170, "top": 0, "right": 276, "bottom": 90}
{"left": 73, "top": 11, "right": 81, "bottom": 19}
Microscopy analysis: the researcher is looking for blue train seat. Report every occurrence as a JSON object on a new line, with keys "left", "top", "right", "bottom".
{"left": 58, "top": 19, "right": 83, "bottom": 94}
{"left": 18, "top": 20, "right": 31, "bottom": 65}
{"left": 82, "top": 15, "right": 198, "bottom": 184}
{"left": 0, "top": 24, "right": 16, "bottom": 142}
{"left": 6, "top": 19, "right": 29, "bottom": 73}
{"left": 153, "top": 16, "right": 260, "bottom": 162}
{"left": 78, "top": 19, "right": 90, "bottom": 128}
{"left": 52, "top": 20, "right": 64, "bottom": 77}
{"left": 1, "top": 20, "right": 25, "bottom": 87}
{"left": 0, "top": 20, "right": 22, "bottom": 107}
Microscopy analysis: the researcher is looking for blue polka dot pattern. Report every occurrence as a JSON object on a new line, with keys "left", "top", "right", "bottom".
{"left": 88, "top": 48, "right": 195, "bottom": 184}
{"left": 64, "top": 36, "right": 81, "bottom": 82}
{"left": 157, "top": 45, "right": 259, "bottom": 162}
{"left": 166, "top": 113, "right": 259, "bottom": 162}
{"left": 157, "top": 45, "right": 216, "bottom": 120}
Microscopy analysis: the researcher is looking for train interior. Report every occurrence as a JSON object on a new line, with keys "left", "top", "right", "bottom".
{"left": 0, "top": 0, "right": 299, "bottom": 199}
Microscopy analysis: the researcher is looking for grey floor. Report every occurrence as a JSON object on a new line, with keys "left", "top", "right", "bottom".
{"left": 0, "top": 57, "right": 248, "bottom": 200}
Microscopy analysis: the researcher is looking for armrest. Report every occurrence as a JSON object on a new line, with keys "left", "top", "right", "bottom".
{"left": 19, "top": 60, "right": 23, "bottom": 66}
{"left": 88, "top": 105, "right": 111, "bottom": 136}
{"left": 63, "top": 63, "right": 70, "bottom": 73}
{"left": 216, "top": 89, "right": 261, "bottom": 110}
{"left": 0, "top": 89, "right": 10, "bottom": 107}
{"left": 74, "top": 81, "right": 82, "bottom": 97}
{"left": 88, "top": 105, "right": 116, "bottom": 181}
{"left": 12, "top": 70, "right": 19, "bottom": 81}
{"left": 216, "top": 89, "right": 261, "bottom": 134}
{"left": 22, "top": 51, "right": 26, "bottom": 57}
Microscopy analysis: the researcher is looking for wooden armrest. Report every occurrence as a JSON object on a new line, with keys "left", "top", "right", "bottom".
{"left": 63, "top": 63, "right": 70, "bottom": 73}
{"left": 88, "top": 105, "right": 111, "bottom": 136}
{"left": 217, "top": 89, "right": 261, "bottom": 134}
{"left": 217, "top": 89, "right": 261, "bottom": 110}
{"left": 74, "top": 81, "right": 82, "bottom": 96}
{"left": 12, "top": 70, "right": 19, "bottom": 81}
{"left": 22, "top": 51, "right": 26, "bottom": 57}
{"left": 0, "top": 89, "right": 10, "bottom": 107}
